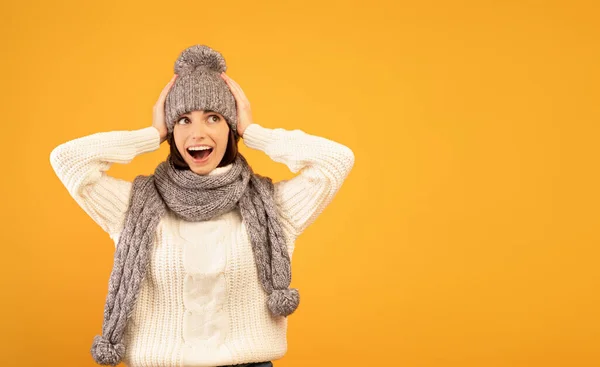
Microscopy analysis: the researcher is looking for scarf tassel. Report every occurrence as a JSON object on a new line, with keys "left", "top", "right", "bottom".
{"left": 267, "top": 288, "right": 300, "bottom": 317}
{"left": 90, "top": 334, "right": 125, "bottom": 366}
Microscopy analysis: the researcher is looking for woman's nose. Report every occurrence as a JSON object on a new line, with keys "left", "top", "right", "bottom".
{"left": 190, "top": 121, "right": 208, "bottom": 139}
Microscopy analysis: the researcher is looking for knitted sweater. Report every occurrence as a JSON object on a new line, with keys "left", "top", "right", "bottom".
{"left": 49, "top": 123, "right": 354, "bottom": 367}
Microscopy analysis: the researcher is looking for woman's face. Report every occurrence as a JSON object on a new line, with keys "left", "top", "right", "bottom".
{"left": 173, "top": 110, "right": 230, "bottom": 175}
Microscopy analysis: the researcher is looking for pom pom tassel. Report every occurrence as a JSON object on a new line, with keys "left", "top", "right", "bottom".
{"left": 268, "top": 288, "right": 300, "bottom": 317}
{"left": 91, "top": 335, "right": 125, "bottom": 366}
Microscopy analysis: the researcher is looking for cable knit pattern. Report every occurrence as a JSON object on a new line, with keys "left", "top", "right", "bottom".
{"left": 49, "top": 123, "right": 354, "bottom": 367}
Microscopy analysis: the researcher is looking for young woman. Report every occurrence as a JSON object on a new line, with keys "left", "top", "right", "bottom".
{"left": 50, "top": 45, "right": 354, "bottom": 367}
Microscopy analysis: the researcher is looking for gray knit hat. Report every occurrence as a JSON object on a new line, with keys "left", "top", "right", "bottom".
{"left": 165, "top": 45, "right": 238, "bottom": 138}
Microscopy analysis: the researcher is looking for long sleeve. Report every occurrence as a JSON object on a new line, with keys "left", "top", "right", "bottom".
{"left": 49, "top": 126, "right": 161, "bottom": 240}
{"left": 242, "top": 123, "right": 355, "bottom": 238}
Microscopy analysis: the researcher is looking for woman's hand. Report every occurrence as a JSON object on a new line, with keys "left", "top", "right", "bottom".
{"left": 220, "top": 72, "right": 254, "bottom": 137}
{"left": 152, "top": 74, "right": 178, "bottom": 144}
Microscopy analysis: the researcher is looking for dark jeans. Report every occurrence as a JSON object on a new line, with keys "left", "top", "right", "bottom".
{"left": 220, "top": 362, "right": 272, "bottom": 367}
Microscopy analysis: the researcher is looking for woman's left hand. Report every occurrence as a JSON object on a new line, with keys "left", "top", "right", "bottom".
{"left": 221, "top": 72, "right": 253, "bottom": 137}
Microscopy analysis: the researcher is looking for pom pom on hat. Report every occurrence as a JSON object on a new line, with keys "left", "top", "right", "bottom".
{"left": 174, "top": 44, "right": 227, "bottom": 75}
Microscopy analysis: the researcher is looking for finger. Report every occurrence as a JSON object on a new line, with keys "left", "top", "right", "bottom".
{"left": 224, "top": 75, "right": 241, "bottom": 92}
{"left": 164, "top": 74, "right": 177, "bottom": 89}
{"left": 221, "top": 72, "right": 239, "bottom": 91}
{"left": 221, "top": 73, "right": 237, "bottom": 92}
{"left": 231, "top": 79, "right": 248, "bottom": 102}
{"left": 222, "top": 74, "right": 237, "bottom": 95}
{"left": 223, "top": 73, "right": 242, "bottom": 98}
{"left": 220, "top": 72, "right": 231, "bottom": 87}
{"left": 223, "top": 74, "right": 245, "bottom": 103}
{"left": 159, "top": 75, "right": 178, "bottom": 99}
{"left": 222, "top": 73, "right": 250, "bottom": 108}
{"left": 226, "top": 77, "right": 248, "bottom": 104}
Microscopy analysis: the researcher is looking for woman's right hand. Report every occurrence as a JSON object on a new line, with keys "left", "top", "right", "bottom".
{"left": 153, "top": 74, "right": 178, "bottom": 144}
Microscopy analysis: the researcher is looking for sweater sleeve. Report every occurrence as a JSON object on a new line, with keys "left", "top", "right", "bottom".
{"left": 242, "top": 123, "right": 355, "bottom": 238}
{"left": 49, "top": 126, "right": 161, "bottom": 240}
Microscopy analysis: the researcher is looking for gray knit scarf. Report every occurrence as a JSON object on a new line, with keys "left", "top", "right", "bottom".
{"left": 90, "top": 153, "right": 299, "bottom": 366}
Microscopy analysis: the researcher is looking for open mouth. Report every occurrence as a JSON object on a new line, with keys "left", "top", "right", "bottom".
{"left": 186, "top": 147, "right": 214, "bottom": 162}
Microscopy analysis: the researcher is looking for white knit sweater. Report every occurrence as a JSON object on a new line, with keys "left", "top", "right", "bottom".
{"left": 49, "top": 123, "right": 354, "bottom": 367}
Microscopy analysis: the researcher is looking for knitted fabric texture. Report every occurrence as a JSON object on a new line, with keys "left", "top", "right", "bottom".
{"left": 90, "top": 154, "right": 299, "bottom": 366}
{"left": 165, "top": 44, "right": 238, "bottom": 138}
{"left": 90, "top": 44, "right": 299, "bottom": 366}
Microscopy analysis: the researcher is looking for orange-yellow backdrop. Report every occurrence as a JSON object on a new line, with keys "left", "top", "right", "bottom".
{"left": 2, "top": 0, "right": 599, "bottom": 366}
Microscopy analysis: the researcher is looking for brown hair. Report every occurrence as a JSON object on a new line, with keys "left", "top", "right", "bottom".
{"left": 167, "top": 127, "right": 240, "bottom": 171}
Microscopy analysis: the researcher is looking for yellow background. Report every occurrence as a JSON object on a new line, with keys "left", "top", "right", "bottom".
{"left": 2, "top": 0, "right": 599, "bottom": 366}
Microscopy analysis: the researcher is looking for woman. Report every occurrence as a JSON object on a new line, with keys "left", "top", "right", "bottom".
{"left": 50, "top": 45, "right": 354, "bottom": 367}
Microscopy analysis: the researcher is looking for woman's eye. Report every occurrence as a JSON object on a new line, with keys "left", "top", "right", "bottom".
{"left": 177, "top": 117, "right": 189, "bottom": 124}
{"left": 209, "top": 115, "right": 220, "bottom": 123}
